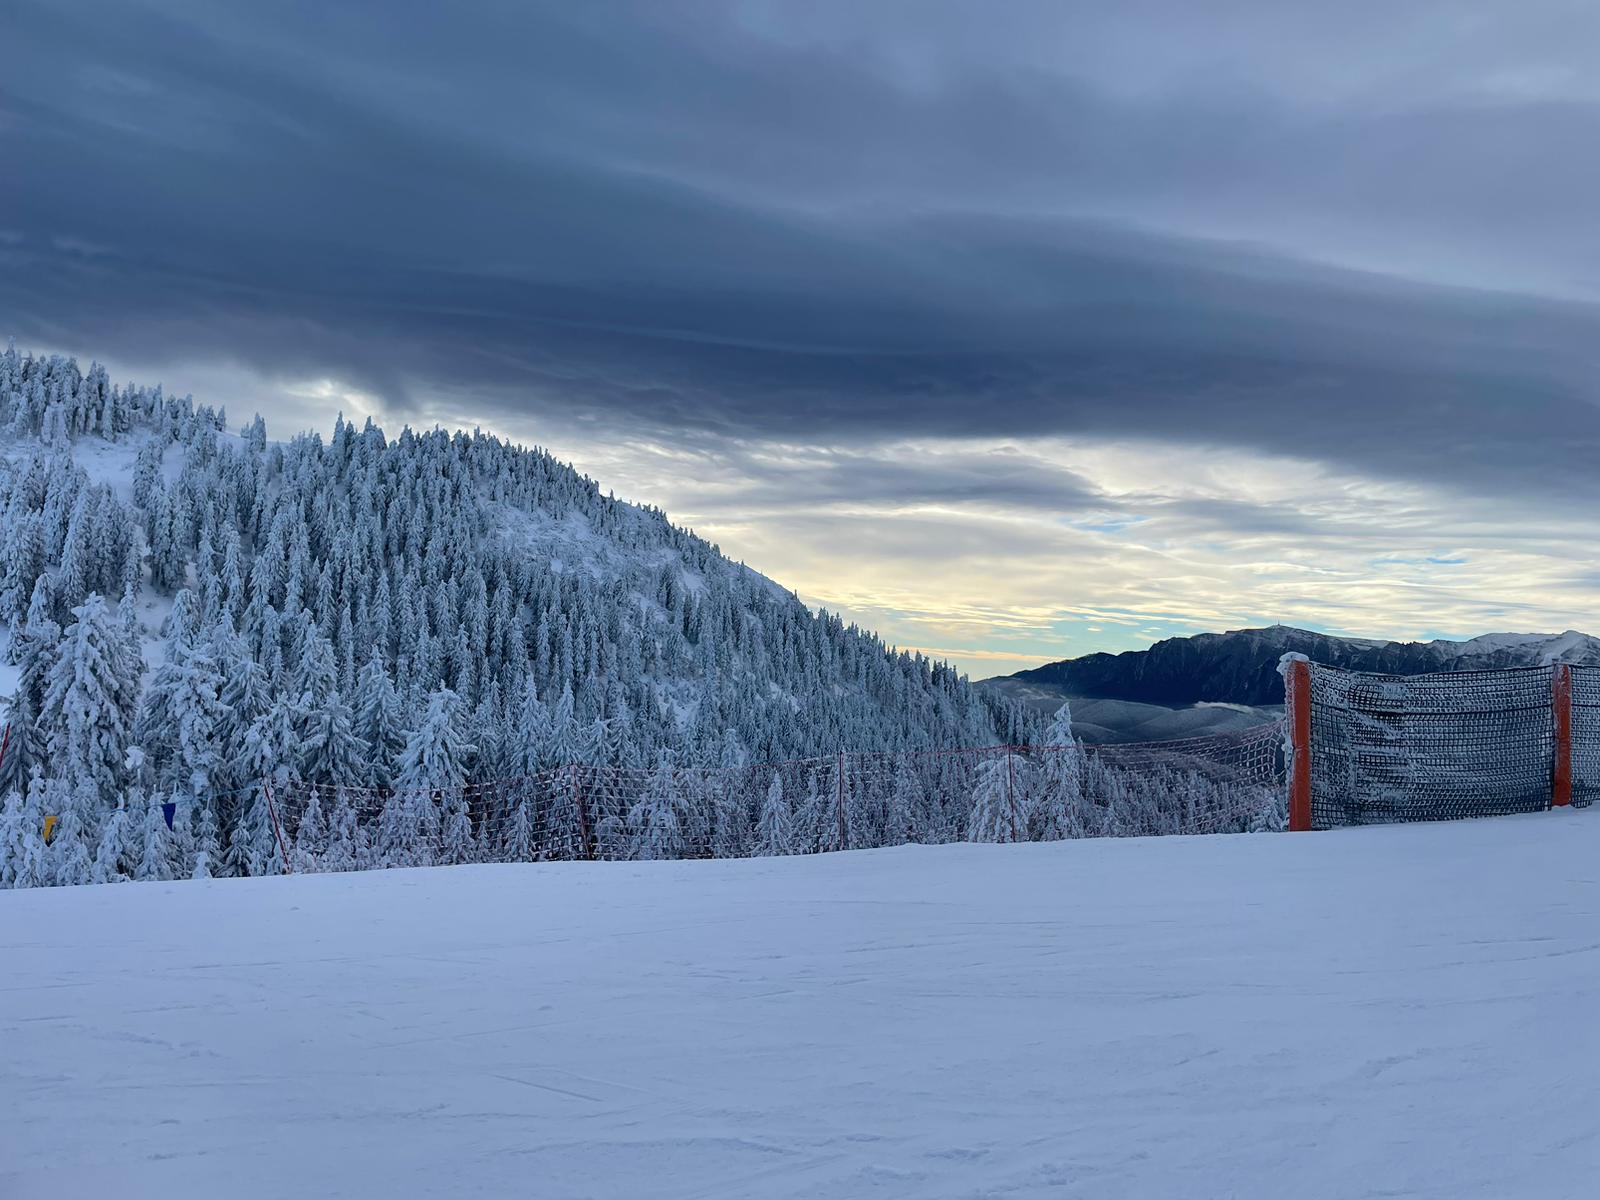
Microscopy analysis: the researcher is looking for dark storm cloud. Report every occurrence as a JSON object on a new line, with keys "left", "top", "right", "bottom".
{"left": 6, "top": 0, "right": 1600, "bottom": 500}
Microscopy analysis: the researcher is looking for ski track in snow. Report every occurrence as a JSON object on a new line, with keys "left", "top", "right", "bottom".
{"left": 3, "top": 813, "right": 1598, "bottom": 1199}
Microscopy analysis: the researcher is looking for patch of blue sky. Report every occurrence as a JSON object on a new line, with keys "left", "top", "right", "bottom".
{"left": 1369, "top": 553, "right": 1469, "bottom": 567}
{"left": 1064, "top": 513, "right": 1148, "bottom": 535}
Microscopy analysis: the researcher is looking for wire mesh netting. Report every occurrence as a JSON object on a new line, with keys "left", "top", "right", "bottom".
{"left": 267, "top": 725, "right": 1286, "bottom": 873}
{"left": 1302, "top": 662, "right": 1562, "bottom": 829}
{"left": 1568, "top": 665, "right": 1600, "bottom": 809}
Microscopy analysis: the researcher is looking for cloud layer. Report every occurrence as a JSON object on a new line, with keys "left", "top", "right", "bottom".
{"left": 6, "top": 1, "right": 1600, "bottom": 673}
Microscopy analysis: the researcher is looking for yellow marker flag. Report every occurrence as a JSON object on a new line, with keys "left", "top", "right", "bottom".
{"left": 43, "top": 814, "right": 59, "bottom": 845}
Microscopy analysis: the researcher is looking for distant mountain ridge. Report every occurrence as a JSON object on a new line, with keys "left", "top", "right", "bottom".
{"left": 981, "top": 625, "right": 1600, "bottom": 741}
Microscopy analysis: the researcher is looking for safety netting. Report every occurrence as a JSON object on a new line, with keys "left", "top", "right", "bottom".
{"left": 1299, "top": 661, "right": 1558, "bottom": 829}
{"left": 265, "top": 725, "right": 1286, "bottom": 873}
{"left": 1568, "top": 665, "right": 1600, "bottom": 809}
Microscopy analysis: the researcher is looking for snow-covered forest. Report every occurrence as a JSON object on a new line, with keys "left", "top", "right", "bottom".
{"left": 0, "top": 347, "right": 1065, "bottom": 885}
{"left": 257, "top": 712, "right": 1282, "bottom": 878}
{"left": 0, "top": 348, "right": 1286, "bottom": 888}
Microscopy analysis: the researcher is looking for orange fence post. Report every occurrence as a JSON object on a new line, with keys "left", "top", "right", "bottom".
{"left": 1287, "top": 657, "right": 1313, "bottom": 832}
{"left": 1552, "top": 664, "right": 1573, "bottom": 808}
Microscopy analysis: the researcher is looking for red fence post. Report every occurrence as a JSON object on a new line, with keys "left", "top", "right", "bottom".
{"left": 1286, "top": 658, "right": 1313, "bottom": 832}
{"left": 1552, "top": 664, "right": 1573, "bottom": 808}
{"left": 572, "top": 764, "right": 594, "bottom": 860}
{"left": 262, "top": 780, "right": 294, "bottom": 874}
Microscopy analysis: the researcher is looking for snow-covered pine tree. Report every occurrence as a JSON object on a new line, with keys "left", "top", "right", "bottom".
{"left": 39, "top": 593, "right": 140, "bottom": 807}
{"left": 167, "top": 792, "right": 197, "bottom": 879}
{"left": 886, "top": 762, "right": 921, "bottom": 847}
{"left": 393, "top": 688, "right": 474, "bottom": 867}
{"left": 1033, "top": 704, "right": 1089, "bottom": 841}
{"left": 138, "top": 619, "right": 229, "bottom": 798}
{"left": 601, "top": 684, "right": 637, "bottom": 770}
{"left": 396, "top": 688, "right": 473, "bottom": 793}
{"left": 225, "top": 700, "right": 300, "bottom": 877}
{"left": 214, "top": 615, "right": 269, "bottom": 771}
{"left": 0, "top": 579, "right": 60, "bottom": 797}
{"left": 294, "top": 629, "right": 338, "bottom": 716}
{"left": 293, "top": 789, "right": 329, "bottom": 873}
{"left": 321, "top": 787, "right": 362, "bottom": 872}
{"left": 3, "top": 774, "right": 49, "bottom": 889}
{"left": 193, "top": 801, "right": 222, "bottom": 878}
{"left": 675, "top": 768, "right": 713, "bottom": 857}
{"left": 1096, "top": 764, "right": 1131, "bottom": 838}
{"left": 628, "top": 753, "right": 685, "bottom": 861}
{"left": 507, "top": 677, "right": 550, "bottom": 779}
{"left": 471, "top": 695, "right": 509, "bottom": 783}
{"left": 794, "top": 778, "right": 831, "bottom": 854}
{"left": 547, "top": 683, "right": 578, "bottom": 770}
{"left": 134, "top": 793, "right": 176, "bottom": 883}
{"left": 374, "top": 788, "right": 413, "bottom": 870}
{"left": 969, "top": 752, "right": 1023, "bottom": 844}
{"left": 0, "top": 789, "right": 34, "bottom": 888}
{"left": 353, "top": 649, "right": 405, "bottom": 787}
{"left": 578, "top": 716, "right": 607, "bottom": 769}
{"left": 710, "top": 781, "right": 751, "bottom": 859}
{"left": 43, "top": 776, "right": 94, "bottom": 887}
{"left": 90, "top": 797, "right": 136, "bottom": 884}
{"left": 756, "top": 772, "right": 793, "bottom": 857}
{"left": 299, "top": 691, "right": 365, "bottom": 787}
{"left": 0, "top": 696, "right": 37, "bottom": 802}
{"left": 503, "top": 791, "right": 536, "bottom": 863}
{"left": 439, "top": 786, "right": 476, "bottom": 866}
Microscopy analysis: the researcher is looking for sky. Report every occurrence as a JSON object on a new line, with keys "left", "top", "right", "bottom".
{"left": 6, "top": 1, "right": 1600, "bottom": 678}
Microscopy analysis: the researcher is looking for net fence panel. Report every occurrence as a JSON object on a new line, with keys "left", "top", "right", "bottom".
{"left": 1569, "top": 665, "right": 1600, "bottom": 809}
{"left": 1306, "top": 663, "right": 1554, "bottom": 829}
{"left": 266, "top": 727, "right": 1286, "bottom": 875}
{"left": 1086, "top": 723, "right": 1285, "bottom": 836}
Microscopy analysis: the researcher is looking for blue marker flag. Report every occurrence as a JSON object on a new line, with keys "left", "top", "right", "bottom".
{"left": 161, "top": 801, "right": 177, "bottom": 830}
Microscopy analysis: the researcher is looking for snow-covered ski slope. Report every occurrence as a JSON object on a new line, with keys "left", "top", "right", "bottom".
{"left": 4, "top": 814, "right": 1596, "bottom": 1199}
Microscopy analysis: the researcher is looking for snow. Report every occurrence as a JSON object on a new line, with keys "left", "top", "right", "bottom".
{"left": 1423, "top": 629, "right": 1600, "bottom": 663}
{"left": 1454, "top": 632, "right": 1553, "bottom": 651}
{"left": 0, "top": 427, "right": 154, "bottom": 507}
{"left": 1537, "top": 630, "right": 1598, "bottom": 663}
{"left": 4, "top": 815, "right": 1596, "bottom": 1199}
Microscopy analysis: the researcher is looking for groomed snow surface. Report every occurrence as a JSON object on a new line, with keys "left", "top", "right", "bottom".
{"left": 4, "top": 814, "right": 1597, "bottom": 1199}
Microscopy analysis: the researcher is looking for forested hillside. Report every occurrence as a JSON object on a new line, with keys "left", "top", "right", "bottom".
{"left": 0, "top": 346, "right": 1029, "bottom": 883}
